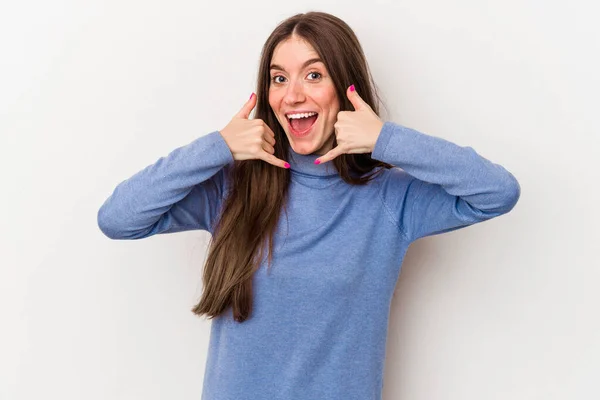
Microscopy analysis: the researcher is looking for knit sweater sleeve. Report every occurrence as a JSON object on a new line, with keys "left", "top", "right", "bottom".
{"left": 97, "top": 130, "right": 234, "bottom": 239}
{"left": 372, "top": 121, "right": 521, "bottom": 242}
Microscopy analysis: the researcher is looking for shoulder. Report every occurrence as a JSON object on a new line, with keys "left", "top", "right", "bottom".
{"left": 371, "top": 166, "right": 424, "bottom": 210}
{"left": 372, "top": 166, "right": 417, "bottom": 188}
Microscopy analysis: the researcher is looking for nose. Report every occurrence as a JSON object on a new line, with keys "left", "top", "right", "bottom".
{"left": 283, "top": 79, "right": 306, "bottom": 105}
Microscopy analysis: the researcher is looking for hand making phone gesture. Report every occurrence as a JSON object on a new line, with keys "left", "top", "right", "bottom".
{"left": 219, "top": 93, "right": 290, "bottom": 169}
{"left": 315, "top": 85, "right": 384, "bottom": 165}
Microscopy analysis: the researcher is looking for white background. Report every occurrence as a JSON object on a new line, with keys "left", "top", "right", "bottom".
{"left": 1, "top": 1, "right": 598, "bottom": 399}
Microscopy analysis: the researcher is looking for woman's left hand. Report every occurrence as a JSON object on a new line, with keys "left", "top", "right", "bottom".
{"left": 315, "top": 85, "right": 384, "bottom": 165}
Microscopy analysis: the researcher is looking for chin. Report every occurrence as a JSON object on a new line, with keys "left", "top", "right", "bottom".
{"left": 289, "top": 141, "right": 316, "bottom": 155}
{"left": 287, "top": 133, "right": 325, "bottom": 155}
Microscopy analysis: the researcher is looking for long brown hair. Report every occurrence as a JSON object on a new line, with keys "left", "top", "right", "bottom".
{"left": 192, "top": 11, "right": 393, "bottom": 322}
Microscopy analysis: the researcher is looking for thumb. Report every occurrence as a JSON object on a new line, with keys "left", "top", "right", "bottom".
{"left": 346, "top": 84, "right": 369, "bottom": 111}
{"left": 236, "top": 92, "right": 257, "bottom": 119}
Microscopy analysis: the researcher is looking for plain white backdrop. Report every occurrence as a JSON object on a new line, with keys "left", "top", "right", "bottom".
{"left": 1, "top": 0, "right": 598, "bottom": 399}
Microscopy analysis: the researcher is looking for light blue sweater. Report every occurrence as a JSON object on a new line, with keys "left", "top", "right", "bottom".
{"left": 97, "top": 121, "right": 520, "bottom": 400}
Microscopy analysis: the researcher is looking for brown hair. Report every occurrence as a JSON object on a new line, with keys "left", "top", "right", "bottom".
{"left": 192, "top": 11, "right": 393, "bottom": 322}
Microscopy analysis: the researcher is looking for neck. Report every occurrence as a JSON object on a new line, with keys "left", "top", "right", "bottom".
{"left": 286, "top": 145, "right": 339, "bottom": 177}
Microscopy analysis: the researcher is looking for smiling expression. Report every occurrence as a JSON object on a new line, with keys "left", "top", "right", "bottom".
{"left": 269, "top": 35, "right": 340, "bottom": 156}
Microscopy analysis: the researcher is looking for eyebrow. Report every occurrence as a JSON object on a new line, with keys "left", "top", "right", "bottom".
{"left": 270, "top": 58, "right": 324, "bottom": 72}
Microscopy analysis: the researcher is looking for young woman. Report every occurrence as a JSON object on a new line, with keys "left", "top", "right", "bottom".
{"left": 98, "top": 11, "right": 520, "bottom": 400}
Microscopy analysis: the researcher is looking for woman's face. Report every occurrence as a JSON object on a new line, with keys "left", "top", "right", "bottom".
{"left": 268, "top": 35, "right": 340, "bottom": 155}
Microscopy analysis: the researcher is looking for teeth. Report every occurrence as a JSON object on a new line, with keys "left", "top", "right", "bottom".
{"left": 287, "top": 112, "right": 317, "bottom": 119}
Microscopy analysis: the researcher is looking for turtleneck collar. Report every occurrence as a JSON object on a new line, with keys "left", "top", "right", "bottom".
{"left": 286, "top": 146, "right": 340, "bottom": 177}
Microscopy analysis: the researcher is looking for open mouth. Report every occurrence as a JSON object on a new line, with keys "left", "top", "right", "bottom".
{"left": 286, "top": 113, "right": 319, "bottom": 137}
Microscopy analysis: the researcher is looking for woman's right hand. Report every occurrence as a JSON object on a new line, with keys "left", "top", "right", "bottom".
{"left": 219, "top": 93, "right": 290, "bottom": 169}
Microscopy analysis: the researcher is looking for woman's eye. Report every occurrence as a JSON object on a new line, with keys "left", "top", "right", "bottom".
{"left": 271, "top": 72, "right": 321, "bottom": 84}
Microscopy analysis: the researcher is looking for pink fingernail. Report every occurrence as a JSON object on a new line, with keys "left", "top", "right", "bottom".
{"left": 284, "top": 162, "right": 290, "bottom": 168}
{"left": 249, "top": 92, "right": 254, "bottom": 100}
{"left": 314, "top": 159, "right": 321, "bottom": 165}
{"left": 349, "top": 84, "right": 355, "bottom": 92}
